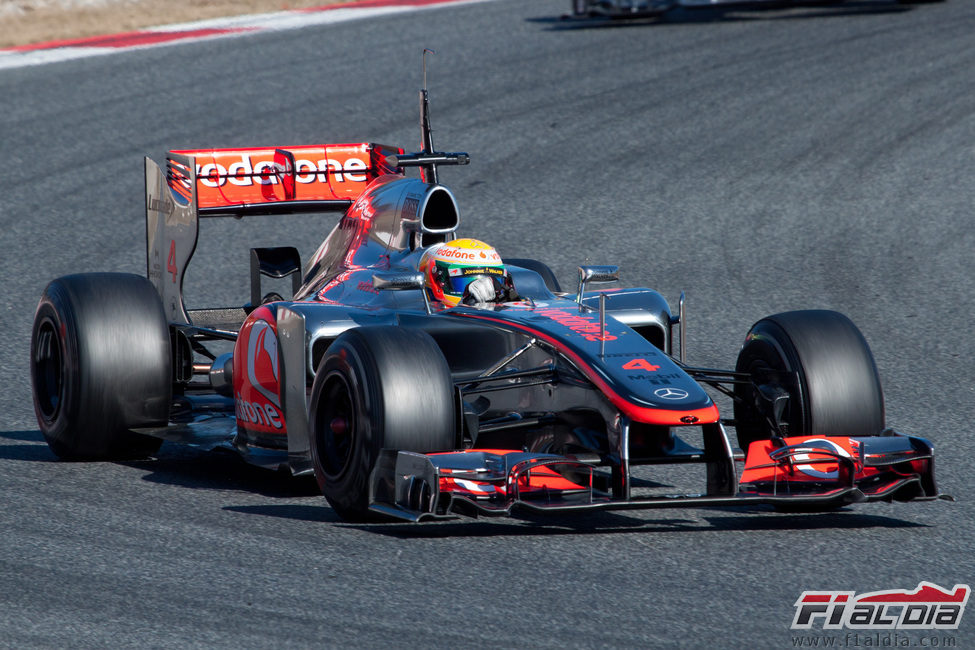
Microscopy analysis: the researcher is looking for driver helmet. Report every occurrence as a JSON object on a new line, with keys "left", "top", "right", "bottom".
{"left": 420, "top": 238, "right": 506, "bottom": 307}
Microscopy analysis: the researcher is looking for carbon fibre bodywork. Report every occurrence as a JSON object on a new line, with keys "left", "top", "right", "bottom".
{"left": 129, "top": 93, "right": 941, "bottom": 522}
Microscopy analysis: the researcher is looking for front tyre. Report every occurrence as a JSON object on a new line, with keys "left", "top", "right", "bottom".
{"left": 309, "top": 327, "right": 455, "bottom": 521}
{"left": 30, "top": 273, "right": 171, "bottom": 459}
{"left": 733, "top": 310, "right": 885, "bottom": 451}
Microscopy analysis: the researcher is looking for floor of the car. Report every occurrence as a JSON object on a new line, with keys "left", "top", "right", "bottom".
{"left": 187, "top": 307, "right": 248, "bottom": 332}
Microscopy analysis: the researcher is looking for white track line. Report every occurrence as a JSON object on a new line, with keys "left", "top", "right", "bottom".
{"left": 0, "top": 0, "right": 493, "bottom": 70}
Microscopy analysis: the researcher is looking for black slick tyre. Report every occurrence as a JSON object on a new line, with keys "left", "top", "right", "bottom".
{"left": 309, "top": 326, "right": 455, "bottom": 521}
{"left": 30, "top": 273, "right": 171, "bottom": 459}
{"left": 733, "top": 310, "right": 885, "bottom": 451}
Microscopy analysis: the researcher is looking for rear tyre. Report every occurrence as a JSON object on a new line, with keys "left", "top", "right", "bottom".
{"left": 733, "top": 310, "right": 885, "bottom": 451}
{"left": 309, "top": 326, "right": 455, "bottom": 521}
{"left": 30, "top": 273, "right": 170, "bottom": 459}
{"left": 503, "top": 257, "right": 562, "bottom": 293}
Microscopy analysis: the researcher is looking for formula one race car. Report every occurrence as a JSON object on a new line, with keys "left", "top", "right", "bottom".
{"left": 569, "top": 0, "right": 676, "bottom": 18}
{"left": 30, "top": 86, "right": 939, "bottom": 523}
{"left": 568, "top": 0, "right": 939, "bottom": 20}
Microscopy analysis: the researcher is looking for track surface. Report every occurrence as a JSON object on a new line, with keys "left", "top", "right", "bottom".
{"left": 1, "top": 0, "right": 973, "bottom": 647}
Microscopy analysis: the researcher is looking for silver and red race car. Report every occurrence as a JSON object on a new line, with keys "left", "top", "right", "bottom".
{"left": 30, "top": 87, "right": 939, "bottom": 522}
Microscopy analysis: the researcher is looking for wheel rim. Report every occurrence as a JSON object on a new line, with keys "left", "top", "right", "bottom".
{"left": 33, "top": 317, "right": 63, "bottom": 421}
{"left": 315, "top": 373, "right": 356, "bottom": 478}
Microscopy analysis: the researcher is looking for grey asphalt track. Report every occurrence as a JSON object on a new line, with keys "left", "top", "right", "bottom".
{"left": 1, "top": 0, "right": 973, "bottom": 647}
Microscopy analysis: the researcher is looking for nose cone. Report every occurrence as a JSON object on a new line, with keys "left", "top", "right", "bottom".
{"left": 594, "top": 351, "right": 718, "bottom": 426}
{"left": 449, "top": 301, "right": 719, "bottom": 427}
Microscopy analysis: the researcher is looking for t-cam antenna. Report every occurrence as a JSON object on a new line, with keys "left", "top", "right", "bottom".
{"left": 420, "top": 48, "right": 436, "bottom": 177}
{"left": 386, "top": 49, "right": 470, "bottom": 185}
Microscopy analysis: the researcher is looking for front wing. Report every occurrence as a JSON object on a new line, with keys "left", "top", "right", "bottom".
{"left": 369, "top": 432, "right": 938, "bottom": 521}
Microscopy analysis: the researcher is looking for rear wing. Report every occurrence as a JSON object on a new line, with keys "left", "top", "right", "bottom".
{"left": 145, "top": 142, "right": 402, "bottom": 324}
{"left": 170, "top": 142, "right": 402, "bottom": 216}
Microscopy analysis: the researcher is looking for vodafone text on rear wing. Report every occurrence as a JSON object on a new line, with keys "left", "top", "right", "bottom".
{"left": 169, "top": 142, "right": 403, "bottom": 216}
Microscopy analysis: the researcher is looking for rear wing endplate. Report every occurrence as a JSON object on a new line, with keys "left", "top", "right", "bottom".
{"left": 145, "top": 153, "right": 197, "bottom": 324}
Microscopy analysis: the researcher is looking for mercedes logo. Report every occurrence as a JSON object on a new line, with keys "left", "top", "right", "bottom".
{"left": 654, "top": 387, "right": 689, "bottom": 400}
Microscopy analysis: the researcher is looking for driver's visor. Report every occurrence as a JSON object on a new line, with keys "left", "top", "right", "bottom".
{"left": 437, "top": 263, "right": 506, "bottom": 296}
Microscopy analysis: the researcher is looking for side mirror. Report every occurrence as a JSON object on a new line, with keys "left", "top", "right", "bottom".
{"left": 372, "top": 272, "right": 424, "bottom": 292}
{"left": 373, "top": 272, "right": 431, "bottom": 314}
{"left": 576, "top": 265, "right": 620, "bottom": 305}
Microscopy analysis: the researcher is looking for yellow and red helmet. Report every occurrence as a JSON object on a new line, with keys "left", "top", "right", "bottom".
{"left": 419, "top": 238, "right": 506, "bottom": 307}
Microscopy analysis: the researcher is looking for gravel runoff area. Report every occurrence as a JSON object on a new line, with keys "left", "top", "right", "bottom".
{"left": 0, "top": 0, "right": 348, "bottom": 48}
